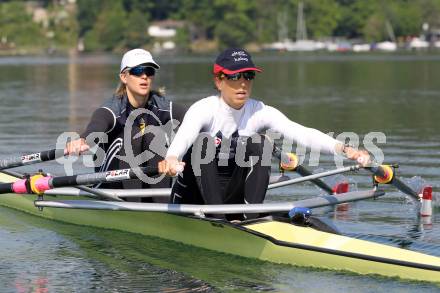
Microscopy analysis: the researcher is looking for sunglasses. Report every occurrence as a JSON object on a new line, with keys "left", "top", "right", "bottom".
{"left": 128, "top": 66, "right": 156, "bottom": 77}
{"left": 223, "top": 71, "right": 256, "bottom": 81}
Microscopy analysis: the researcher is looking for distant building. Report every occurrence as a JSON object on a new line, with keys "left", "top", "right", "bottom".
{"left": 148, "top": 20, "right": 184, "bottom": 38}
{"left": 148, "top": 20, "right": 185, "bottom": 52}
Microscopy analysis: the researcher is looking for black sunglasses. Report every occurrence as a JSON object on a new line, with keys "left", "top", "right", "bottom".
{"left": 223, "top": 71, "right": 256, "bottom": 81}
{"left": 128, "top": 66, "right": 156, "bottom": 77}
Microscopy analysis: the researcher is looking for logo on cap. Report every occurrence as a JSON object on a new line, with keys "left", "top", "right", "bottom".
{"left": 213, "top": 47, "right": 262, "bottom": 74}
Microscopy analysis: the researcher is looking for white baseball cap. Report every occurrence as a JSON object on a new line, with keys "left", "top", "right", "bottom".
{"left": 120, "top": 49, "right": 160, "bottom": 73}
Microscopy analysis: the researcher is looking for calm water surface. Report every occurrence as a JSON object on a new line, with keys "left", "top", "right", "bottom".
{"left": 0, "top": 53, "right": 439, "bottom": 292}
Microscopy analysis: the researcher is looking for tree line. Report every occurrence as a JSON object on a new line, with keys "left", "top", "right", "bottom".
{"left": 1, "top": 0, "right": 440, "bottom": 53}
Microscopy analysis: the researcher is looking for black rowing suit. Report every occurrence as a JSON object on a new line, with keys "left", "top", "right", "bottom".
{"left": 167, "top": 95, "right": 339, "bottom": 218}
{"left": 81, "top": 91, "right": 186, "bottom": 190}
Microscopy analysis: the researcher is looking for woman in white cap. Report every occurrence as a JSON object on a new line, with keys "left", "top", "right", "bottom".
{"left": 158, "top": 47, "right": 369, "bottom": 215}
{"left": 66, "top": 48, "right": 186, "bottom": 193}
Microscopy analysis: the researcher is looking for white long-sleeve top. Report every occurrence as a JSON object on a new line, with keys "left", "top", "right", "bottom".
{"left": 166, "top": 96, "right": 340, "bottom": 159}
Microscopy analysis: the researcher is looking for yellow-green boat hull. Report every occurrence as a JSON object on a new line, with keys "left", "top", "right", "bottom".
{"left": 0, "top": 172, "right": 439, "bottom": 283}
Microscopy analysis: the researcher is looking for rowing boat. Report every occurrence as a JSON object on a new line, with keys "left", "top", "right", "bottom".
{"left": 0, "top": 171, "right": 439, "bottom": 283}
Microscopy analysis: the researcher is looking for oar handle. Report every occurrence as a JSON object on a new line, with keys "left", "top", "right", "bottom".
{"left": 0, "top": 149, "right": 58, "bottom": 170}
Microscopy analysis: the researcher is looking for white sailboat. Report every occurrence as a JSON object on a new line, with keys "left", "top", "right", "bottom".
{"left": 262, "top": 1, "right": 324, "bottom": 52}
{"left": 374, "top": 20, "right": 397, "bottom": 51}
{"left": 285, "top": 1, "right": 324, "bottom": 51}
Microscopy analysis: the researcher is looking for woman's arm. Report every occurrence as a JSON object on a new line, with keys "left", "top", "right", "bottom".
{"left": 65, "top": 108, "right": 114, "bottom": 155}
{"left": 166, "top": 101, "right": 209, "bottom": 160}
{"left": 80, "top": 107, "right": 115, "bottom": 138}
{"left": 260, "top": 105, "right": 370, "bottom": 165}
{"left": 171, "top": 102, "right": 188, "bottom": 125}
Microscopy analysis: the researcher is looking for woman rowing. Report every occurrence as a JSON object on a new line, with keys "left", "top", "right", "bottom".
{"left": 65, "top": 49, "right": 186, "bottom": 195}
{"left": 158, "top": 48, "right": 369, "bottom": 212}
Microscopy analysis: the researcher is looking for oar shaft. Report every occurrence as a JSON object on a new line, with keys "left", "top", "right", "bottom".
{"left": 48, "top": 167, "right": 159, "bottom": 189}
{"left": 268, "top": 165, "right": 360, "bottom": 190}
{"left": 44, "top": 187, "right": 171, "bottom": 198}
{"left": 34, "top": 189, "right": 385, "bottom": 214}
{"left": 1, "top": 167, "right": 159, "bottom": 195}
{"left": 0, "top": 149, "right": 57, "bottom": 170}
{"left": 295, "top": 165, "right": 335, "bottom": 194}
{"left": 0, "top": 182, "right": 14, "bottom": 194}
{"left": 273, "top": 146, "right": 335, "bottom": 194}
{"left": 392, "top": 177, "right": 419, "bottom": 199}
{"left": 367, "top": 165, "right": 420, "bottom": 200}
{"left": 75, "top": 185, "right": 123, "bottom": 202}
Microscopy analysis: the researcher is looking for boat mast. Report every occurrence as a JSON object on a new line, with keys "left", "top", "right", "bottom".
{"left": 385, "top": 20, "right": 396, "bottom": 42}
{"left": 381, "top": 0, "right": 396, "bottom": 42}
{"left": 296, "top": 1, "right": 307, "bottom": 41}
{"left": 277, "top": 10, "right": 289, "bottom": 42}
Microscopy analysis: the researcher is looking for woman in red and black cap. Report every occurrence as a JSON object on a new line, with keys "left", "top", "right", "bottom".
{"left": 159, "top": 48, "right": 369, "bottom": 215}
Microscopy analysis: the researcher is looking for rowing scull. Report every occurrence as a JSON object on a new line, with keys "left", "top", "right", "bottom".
{"left": 0, "top": 171, "right": 439, "bottom": 283}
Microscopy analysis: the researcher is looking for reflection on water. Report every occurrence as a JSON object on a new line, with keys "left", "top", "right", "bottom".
{"left": 0, "top": 53, "right": 440, "bottom": 291}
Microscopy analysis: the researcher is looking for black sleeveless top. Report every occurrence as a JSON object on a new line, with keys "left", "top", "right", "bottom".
{"left": 81, "top": 92, "right": 186, "bottom": 189}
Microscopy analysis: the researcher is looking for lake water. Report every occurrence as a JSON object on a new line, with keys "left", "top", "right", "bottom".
{"left": 0, "top": 52, "right": 439, "bottom": 292}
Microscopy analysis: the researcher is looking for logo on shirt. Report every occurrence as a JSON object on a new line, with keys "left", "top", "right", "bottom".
{"left": 214, "top": 136, "right": 222, "bottom": 147}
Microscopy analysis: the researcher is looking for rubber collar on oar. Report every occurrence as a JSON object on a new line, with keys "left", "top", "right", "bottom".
{"left": 374, "top": 165, "right": 394, "bottom": 184}
{"left": 280, "top": 153, "right": 299, "bottom": 171}
{"left": 29, "top": 174, "right": 45, "bottom": 195}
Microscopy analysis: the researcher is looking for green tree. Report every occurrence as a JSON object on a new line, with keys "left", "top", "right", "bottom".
{"left": 254, "top": 0, "right": 292, "bottom": 43}
{"left": 363, "top": 13, "right": 388, "bottom": 41}
{"left": 83, "top": 1, "right": 127, "bottom": 51}
{"left": 178, "top": 0, "right": 220, "bottom": 40}
{"left": 215, "top": 12, "right": 255, "bottom": 48}
{"left": 334, "top": 0, "right": 381, "bottom": 38}
{"left": 419, "top": 0, "right": 440, "bottom": 28}
{"left": 125, "top": 9, "right": 150, "bottom": 48}
{"left": 303, "top": 0, "right": 342, "bottom": 38}
{"left": 389, "top": 1, "right": 423, "bottom": 37}
{"left": 0, "top": 2, "right": 47, "bottom": 48}
{"left": 47, "top": 3, "right": 79, "bottom": 48}
{"left": 212, "top": 0, "right": 257, "bottom": 48}
{"left": 76, "top": 0, "right": 103, "bottom": 37}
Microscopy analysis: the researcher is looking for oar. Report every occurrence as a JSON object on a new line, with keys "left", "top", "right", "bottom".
{"left": 366, "top": 164, "right": 420, "bottom": 201}
{"left": 268, "top": 162, "right": 424, "bottom": 201}
{"left": 0, "top": 167, "right": 122, "bottom": 201}
{"left": 34, "top": 189, "right": 385, "bottom": 214}
{"left": 272, "top": 147, "right": 335, "bottom": 194}
{"left": 0, "top": 167, "right": 159, "bottom": 198}
{"left": 0, "top": 149, "right": 59, "bottom": 170}
{"left": 44, "top": 187, "right": 172, "bottom": 198}
{"left": 270, "top": 144, "right": 423, "bottom": 201}
{"left": 268, "top": 165, "right": 361, "bottom": 190}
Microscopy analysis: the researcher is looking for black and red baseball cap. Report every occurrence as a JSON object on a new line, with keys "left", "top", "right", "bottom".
{"left": 213, "top": 48, "right": 262, "bottom": 74}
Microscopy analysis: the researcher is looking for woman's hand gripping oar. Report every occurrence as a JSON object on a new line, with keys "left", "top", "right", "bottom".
{"left": 0, "top": 149, "right": 59, "bottom": 170}
{"left": 0, "top": 143, "right": 93, "bottom": 172}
